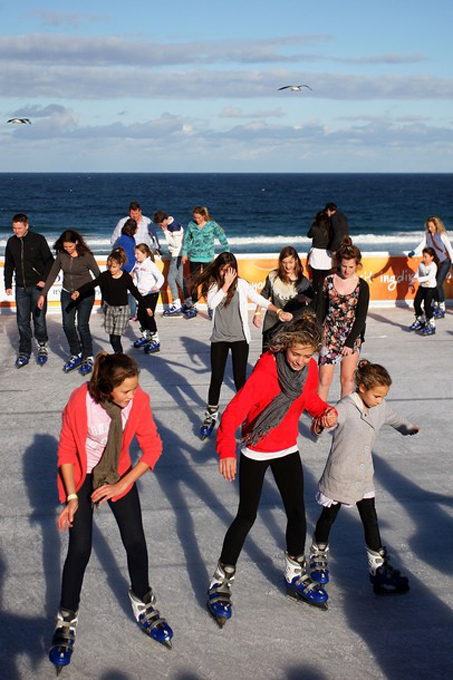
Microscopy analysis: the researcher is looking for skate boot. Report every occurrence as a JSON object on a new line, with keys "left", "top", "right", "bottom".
{"left": 433, "top": 302, "right": 445, "bottom": 319}
{"left": 285, "top": 553, "right": 328, "bottom": 609}
{"left": 163, "top": 304, "right": 184, "bottom": 318}
{"left": 420, "top": 320, "right": 436, "bottom": 336}
{"left": 48, "top": 608, "right": 78, "bottom": 675}
{"left": 183, "top": 305, "right": 198, "bottom": 319}
{"left": 78, "top": 356, "right": 94, "bottom": 376}
{"left": 409, "top": 316, "right": 424, "bottom": 331}
{"left": 63, "top": 355, "right": 83, "bottom": 373}
{"left": 133, "top": 331, "right": 152, "bottom": 348}
{"left": 144, "top": 334, "right": 161, "bottom": 354}
{"left": 207, "top": 561, "right": 235, "bottom": 627}
{"left": 200, "top": 405, "right": 219, "bottom": 440}
{"left": 129, "top": 587, "right": 173, "bottom": 648}
{"left": 367, "top": 546, "right": 410, "bottom": 595}
{"left": 37, "top": 342, "right": 48, "bottom": 366}
{"left": 309, "top": 539, "right": 330, "bottom": 585}
{"left": 15, "top": 354, "right": 30, "bottom": 369}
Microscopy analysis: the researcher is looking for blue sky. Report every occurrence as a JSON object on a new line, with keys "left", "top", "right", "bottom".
{"left": 1, "top": 1, "right": 452, "bottom": 172}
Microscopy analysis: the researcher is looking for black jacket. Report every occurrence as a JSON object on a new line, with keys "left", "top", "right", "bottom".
{"left": 4, "top": 231, "right": 54, "bottom": 289}
{"left": 329, "top": 211, "right": 349, "bottom": 252}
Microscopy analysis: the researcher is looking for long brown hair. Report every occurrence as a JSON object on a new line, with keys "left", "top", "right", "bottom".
{"left": 269, "top": 310, "right": 324, "bottom": 354}
{"left": 88, "top": 352, "right": 140, "bottom": 403}
{"left": 192, "top": 252, "right": 239, "bottom": 306}
{"left": 275, "top": 246, "right": 304, "bottom": 285}
{"left": 54, "top": 230, "right": 93, "bottom": 256}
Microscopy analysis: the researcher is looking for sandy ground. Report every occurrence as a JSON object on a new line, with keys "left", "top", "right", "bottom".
{"left": 0, "top": 305, "right": 452, "bottom": 680}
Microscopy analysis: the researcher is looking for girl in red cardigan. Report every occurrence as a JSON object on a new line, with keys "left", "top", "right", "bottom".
{"left": 207, "top": 313, "right": 337, "bottom": 627}
{"left": 49, "top": 352, "right": 173, "bottom": 674}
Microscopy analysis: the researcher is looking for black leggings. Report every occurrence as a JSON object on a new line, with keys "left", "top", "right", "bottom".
{"left": 208, "top": 340, "right": 249, "bottom": 406}
{"left": 137, "top": 293, "right": 159, "bottom": 334}
{"left": 414, "top": 287, "right": 436, "bottom": 321}
{"left": 110, "top": 334, "right": 123, "bottom": 353}
{"left": 220, "top": 452, "right": 306, "bottom": 566}
{"left": 60, "top": 475, "right": 149, "bottom": 611}
{"left": 314, "top": 497, "right": 382, "bottom": 551}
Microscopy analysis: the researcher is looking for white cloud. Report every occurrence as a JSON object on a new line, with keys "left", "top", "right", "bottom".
{"left": 219, "top": 107, "right": 285, "bottom": 118}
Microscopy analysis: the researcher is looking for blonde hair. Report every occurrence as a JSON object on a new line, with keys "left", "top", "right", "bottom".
{"left": 425, "top": 216, "right": 446, "bottom": 235}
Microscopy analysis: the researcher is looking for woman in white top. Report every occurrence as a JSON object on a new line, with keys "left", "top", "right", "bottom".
{"left": 409, "top": 216, "right": 453, "bottom": 318}
{"left": 192, "top": 252, "right": 293, "bottom": 439}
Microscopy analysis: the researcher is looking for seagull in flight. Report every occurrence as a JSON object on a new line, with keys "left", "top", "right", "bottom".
{"left": 7, "top": 118, "right": 32, "bottom": 124}
{"left": 278, "top": 85, "right": 312, "bottom": 92}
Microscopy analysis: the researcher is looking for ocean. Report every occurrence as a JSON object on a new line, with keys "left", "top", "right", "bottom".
{"left": 0, "top": 173, "right": 452, "bottom": 256}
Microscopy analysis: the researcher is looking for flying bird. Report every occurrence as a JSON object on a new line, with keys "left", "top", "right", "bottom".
{"left": 7, "top": 118, "right": 32, "bottom": 124}
{"left": 278, "top": 85, "right": 312, "bottom": 92}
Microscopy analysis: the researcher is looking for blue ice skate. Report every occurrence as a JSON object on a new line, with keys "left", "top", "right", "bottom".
{"left": 285, "top": 554, "right": 328, "bottom": 609}
{"left": 367, "top": 547, "right": 409, "bottom": 595}
{"left": 409, "top": 318, "right": 424, "bottom": 331}
{"left": 420, "top": 322, "right": 435, "bottom": 336}
{"left": 144, "top": 340, "right": 161, "bottom": 354}
{"left": 200, "top": 406, "right": 219, "bottom": 440}
{"left": 184, "top": 307, "right": 198, "bottom": 319}
{"left": 78, "top": 357, "right": 94, "bottom": 376}
{"left": 63, "top": 355, "right": 83, "bottom": 373}
{"left": 163, "top": 304, "right": 184, "bottom": 317}
{"left": 37, "top": 342, "right": 48, "bottom": 366}
{"left": 129, "top": 588, "right": 173, "bottom": 648}
{"left": 48, "top": 608, "right": 78, "bottom": 676}
{"left": 15, "top": 354, "right": 30, "bottom": 369}
{"left": 207, "top": 562, "right": 235, "bottom": 627}
{"left": 133, "top": 335, "right": 151, "bottom": 348}
{"left": 309, "top": 541, "right": 330, "bottom": 585}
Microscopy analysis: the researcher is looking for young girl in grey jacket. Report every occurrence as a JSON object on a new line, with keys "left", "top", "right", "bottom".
{"left": 310, "top": 359, "right": 419, "bottom": 595}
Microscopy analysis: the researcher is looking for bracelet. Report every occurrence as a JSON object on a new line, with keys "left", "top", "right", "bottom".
{"left": 67, "top": 493, "right": 78, "bottom": 502}
{"left": 254, "top": 310, "right": 261, "bottom": 316}
{"left": 276, "top": 308, "right": 283, "bottom": 316}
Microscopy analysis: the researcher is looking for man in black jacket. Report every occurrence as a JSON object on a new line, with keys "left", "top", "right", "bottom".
{"left": 325, "top": 202, "right": 349, "bottom": 253}
{"left": 4, "top": 213, "right": 54, "bottom": 367}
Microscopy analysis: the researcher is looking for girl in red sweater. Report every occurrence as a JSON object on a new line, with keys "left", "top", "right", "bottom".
{"left": 49, "top": 352, "right": 173, "bottom": 674}
{"left": 207, "top": 313, "right": 337, "bottom": 627}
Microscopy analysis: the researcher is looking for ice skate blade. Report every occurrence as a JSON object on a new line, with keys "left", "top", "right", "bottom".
{"left": 373, "top": 584, "right": 410, "bottom": 595}
{"left": 285, "top": 587, "right": 328, "bottom": 610}
{"left": 206, "top": 604, "right": 229, "bottom": 628}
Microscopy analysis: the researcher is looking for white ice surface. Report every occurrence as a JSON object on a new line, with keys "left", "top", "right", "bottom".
{"left": 0, "top": 306, "right": 452, "bottom": 680}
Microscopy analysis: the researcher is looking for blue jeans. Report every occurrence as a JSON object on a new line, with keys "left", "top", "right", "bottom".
{"left": 15, "top": 285, "right": 48, "bottom": 356}
{"left": 61, "top": 290, "right": 95, "bottom": 358}
{"left": 167, "top": 256, "right": 189, "bottom": 303}
{"left": 435, "top": 258, "right": 451, "bottom": 304}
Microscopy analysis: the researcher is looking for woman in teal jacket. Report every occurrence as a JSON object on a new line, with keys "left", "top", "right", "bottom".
{"left": 181, "top": 206, "right": 230, "bottom": 317}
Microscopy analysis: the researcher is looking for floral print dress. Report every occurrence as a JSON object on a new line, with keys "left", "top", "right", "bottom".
{"left": 319, "top": 275, "right": 360, "bottom": 365}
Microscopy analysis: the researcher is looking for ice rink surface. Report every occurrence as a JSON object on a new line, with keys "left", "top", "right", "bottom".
{"left": 0, "top": 306, "right": 452, "bottom": 680}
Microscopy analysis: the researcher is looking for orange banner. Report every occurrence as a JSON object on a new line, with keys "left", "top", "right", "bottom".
{"left": 1, "top": 254, "right": 452, "bottom": 311}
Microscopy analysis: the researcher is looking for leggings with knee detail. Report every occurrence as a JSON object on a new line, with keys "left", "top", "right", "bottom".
{"left": 60, "top": 474, "right": 149, "bottom": 611}
{"left": 314, "top": 496, "right": 382, "bottom": 551}
{"left": 220, "top": 451, "right": 306, "bottom": 566}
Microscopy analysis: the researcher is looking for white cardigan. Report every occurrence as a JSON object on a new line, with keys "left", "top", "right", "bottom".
{"left": 207, "top": 278, "right": 272, "bottom": 344}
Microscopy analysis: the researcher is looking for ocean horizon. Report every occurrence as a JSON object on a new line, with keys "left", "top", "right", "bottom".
{"left": 1, "top": 172, "right": 452, "bottom": 255}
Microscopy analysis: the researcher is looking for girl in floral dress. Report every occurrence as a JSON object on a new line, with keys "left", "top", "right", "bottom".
{"left": 317, "top": 237, "right": 369, "bottom": 401}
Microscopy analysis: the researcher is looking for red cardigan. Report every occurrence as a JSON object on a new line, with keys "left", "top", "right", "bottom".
{"left": 217, "top": 352, "right": 330, "bottom": 460}
{"left": 57, "top": 383, "right": 162, "bottom": 503}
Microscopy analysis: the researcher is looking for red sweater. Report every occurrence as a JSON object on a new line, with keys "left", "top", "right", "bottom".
{"left": 217, "top": 352, "right": 330, "bottom": 460}
{"left": 57, "top": 383, "right": 162, "bottom": 503}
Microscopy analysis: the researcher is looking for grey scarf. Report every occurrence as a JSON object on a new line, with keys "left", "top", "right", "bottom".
{"left": 242, "top": 351, "right": 308, "bottom": 447}
{"left": 92, "top": 400, "right": 123, "bottom": 492}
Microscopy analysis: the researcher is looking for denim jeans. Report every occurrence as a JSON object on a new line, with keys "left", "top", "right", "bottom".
{"left": 167, "top": 256, "right": 189, "bottom": 303}
{"left": 61, "top": 289, "right": 95, "bottom": 359}
{"left": 15, "top": 285, "right": 48, "bottom": 356}
{"left": 435, "top": 258, "right": 451, "bottom": 304}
